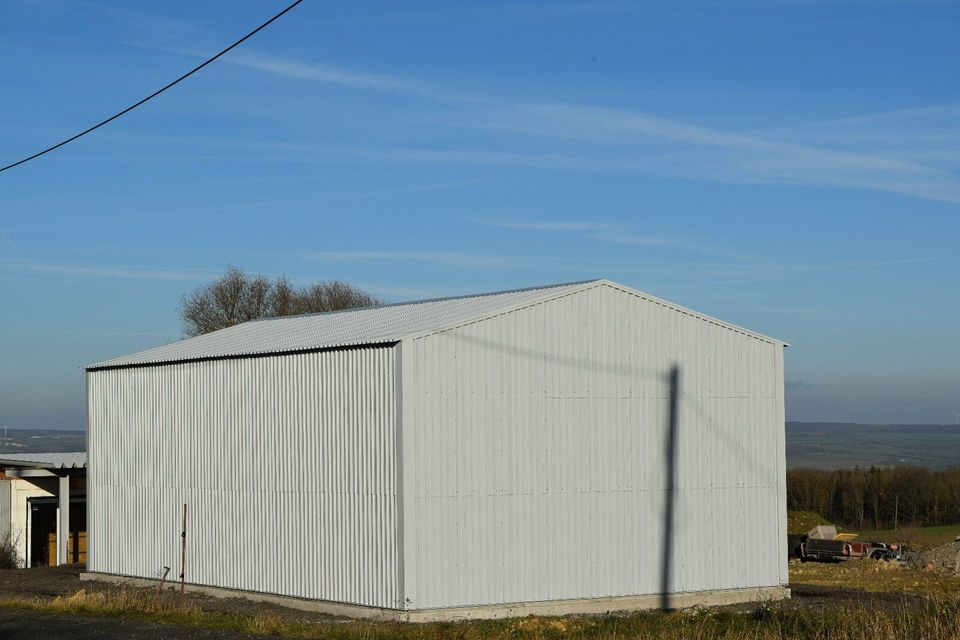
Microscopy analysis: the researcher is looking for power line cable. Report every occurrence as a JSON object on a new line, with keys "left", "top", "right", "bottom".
{"left": 1, "top": 0, "right": 305, "bottom": 174}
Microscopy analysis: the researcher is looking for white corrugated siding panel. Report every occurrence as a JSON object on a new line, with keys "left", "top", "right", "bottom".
{"left": 87, "top": 347, "right": 400, "bottom": 608}
{"left": 86, "top": 282, "right": 594, "bottom": 369}
{"left": 402, "top": 283, "right": 785, "bottom": 609}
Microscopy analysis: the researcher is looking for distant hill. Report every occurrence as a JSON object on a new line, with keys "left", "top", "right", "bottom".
{"left": 2, "top": 423, "right": 957, "bottom": 471}
{"left": 0, "top": 429, "right": 85, "bottom": 454}
{"left": 787, "top": 421, "right": 960, "bottom": 470}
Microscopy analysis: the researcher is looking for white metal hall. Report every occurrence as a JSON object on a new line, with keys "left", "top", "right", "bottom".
{"left": 84, "top": 279, "right": 788, "bottom": 620}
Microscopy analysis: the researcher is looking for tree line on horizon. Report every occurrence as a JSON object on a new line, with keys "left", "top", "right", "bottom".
{"left": 788, "top": 466, "right": 960, "bottom": 531}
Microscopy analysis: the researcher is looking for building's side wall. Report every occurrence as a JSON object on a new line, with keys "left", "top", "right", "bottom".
{"left": 87, "top": 346, "right": 400, "bottom": 609}
{"left": 402, "top": 283, "right": 785, "bottom": 610}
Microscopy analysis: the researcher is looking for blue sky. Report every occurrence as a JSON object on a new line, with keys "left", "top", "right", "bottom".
{"left": 1, "top": 0, "right": 959, "bottom": 429}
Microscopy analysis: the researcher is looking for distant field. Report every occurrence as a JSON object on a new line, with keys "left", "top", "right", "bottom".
{"left": 2, "top": 423, "right": 959, "bottom": 468}
{"left": 856, "top": 524, "right": 960, "bottom": 548}
{"left": 0, "top": 429, "right": 85, "bottom": 454}
{"left": 787, "top": 422, "right": 960, "bottom": 470}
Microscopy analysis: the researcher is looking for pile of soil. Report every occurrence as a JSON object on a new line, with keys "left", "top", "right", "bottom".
{"left": 786, "top": 511, "right": 830, "bottom": 534}
{"left": 911, "top": 541, "right": 960, "bottom": 574}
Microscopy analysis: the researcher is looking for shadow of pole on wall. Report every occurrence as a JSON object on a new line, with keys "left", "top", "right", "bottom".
{"left": 660, "top": 364, "right": 680, "bottom": 610}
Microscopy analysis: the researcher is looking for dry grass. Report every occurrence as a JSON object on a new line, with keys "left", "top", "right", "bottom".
{"left": 4, "top": 586, "right": 960, "bottom": 639}
{"left": 0, "top": 533, "right": 21, "bottom": 570}
{"left": 790, "top": 558, "right": 960, "bottom": 598}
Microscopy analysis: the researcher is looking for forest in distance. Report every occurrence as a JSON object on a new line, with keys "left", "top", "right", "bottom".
{"left": 787, "top": 466, "right": 960, "bottom": 531}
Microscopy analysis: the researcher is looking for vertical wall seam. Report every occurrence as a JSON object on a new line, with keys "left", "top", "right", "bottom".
{"left": 394, "top": 341, "right": 405, "bottom": 609}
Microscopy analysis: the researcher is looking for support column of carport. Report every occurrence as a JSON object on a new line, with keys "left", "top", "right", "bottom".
{"left": 58, "top": 474, "right": 69, "bottom": 565}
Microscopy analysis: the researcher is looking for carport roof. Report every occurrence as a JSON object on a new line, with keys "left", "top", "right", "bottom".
{"left": 0, "top": 452, "right": 86, "bottom": 470}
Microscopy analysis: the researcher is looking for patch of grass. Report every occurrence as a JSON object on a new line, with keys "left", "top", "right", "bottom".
{"left": 857, "top": 524, "right": 960, "bottom": 549}
{"left": 5, "top": 586, "right": 960, "bottom": 639}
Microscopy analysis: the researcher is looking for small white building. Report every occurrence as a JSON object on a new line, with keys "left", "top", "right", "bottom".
{"left": 84, "top": 279, "right": 787, "bottom": 620}
{"left": 0, "top": 453, "right": 86, "bottom": 567}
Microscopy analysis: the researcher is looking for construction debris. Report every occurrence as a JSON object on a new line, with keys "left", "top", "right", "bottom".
{"left": 910, "top": 542, "right": 960, "bottom": 575}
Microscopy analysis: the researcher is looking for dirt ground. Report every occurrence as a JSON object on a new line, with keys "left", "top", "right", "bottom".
{"left": 789, "top": 556, "right": 960, "bottom": 599}
{"left": 0, "top": 607, "right": 262, "bottom": 640}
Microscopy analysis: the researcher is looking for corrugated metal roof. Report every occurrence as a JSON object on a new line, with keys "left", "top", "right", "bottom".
{"left": 0, "top": 452, "right": 86, "bottom": 469}
{"left": 85, "top": 280, "right": 598, "bottom": 370}
{"left": 85, "top": 278, "right": 784, "bottom": 370}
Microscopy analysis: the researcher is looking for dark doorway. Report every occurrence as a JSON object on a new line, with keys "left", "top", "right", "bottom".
{"left": 27, "top": 497, "right": 87, "bottom": 567}
{"left": 28, "top": 501, "right": 55, "bottom": 568}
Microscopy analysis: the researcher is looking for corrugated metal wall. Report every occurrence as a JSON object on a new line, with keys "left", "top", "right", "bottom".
{"left": 87, "top": 346, "right": 400, "bottom": 609}
{"left": 401, "top": 283, "right": 786, "bottom": 609}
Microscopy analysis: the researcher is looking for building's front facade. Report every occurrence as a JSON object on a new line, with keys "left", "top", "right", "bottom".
{"left": 84, "top": 280, "right": 787, "bottom": 620}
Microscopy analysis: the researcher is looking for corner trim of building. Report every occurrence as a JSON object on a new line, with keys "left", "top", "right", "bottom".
{"left": 79, "top": 573, "right": 789, "bottom": 622}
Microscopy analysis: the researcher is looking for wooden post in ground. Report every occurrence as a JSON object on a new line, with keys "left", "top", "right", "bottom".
{"left": 155, "top": 566, "right": 170, "bottom": 598}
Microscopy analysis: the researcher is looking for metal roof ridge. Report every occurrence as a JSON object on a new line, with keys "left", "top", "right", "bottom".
{"left": 249, "top": 278, "right": 603, "bottom": 323}
{"left": 402, "top": 279, "right": 606, "bottom": 342}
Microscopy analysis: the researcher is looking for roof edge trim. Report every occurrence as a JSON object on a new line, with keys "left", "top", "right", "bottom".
{"left": 597, "top": 279, "right": 788, "bottom": 346}
{"left": 85, "top": 340, "right": 398, "bottom": 373}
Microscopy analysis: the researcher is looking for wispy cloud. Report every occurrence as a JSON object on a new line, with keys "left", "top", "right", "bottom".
{"left": 305, "top": 251, "right": 528, "bottom": 269}
{"left": 465, "top": 104, "right": 960, "bottom": 204}
{"left": 94, "top": 1, "right": 462, "bottom": 101}
{"left": 780, "top": 256, "right": 950, "bottom": 273}
{"left": 477, "top": 218, "right": 768, "bottom": 263}
{"left": 0, "top": 259, "right": 218, "bottom": 281}
{"left": 224, "top": 51, "right": 416, "bottom": 92}
{"left": 755, "top": 105, "right": 960, "bottom": 168}
{"left": 474, "top": 217, "right": 951, "bottom": 282}
{"left": 0, "top": 328, "right": 179, "bottom": 338}
{"left": 328, "top": 2, "right": 633, "bottom": 25}
{"left": 45, "top": 2, "right": 960, "bottom": 205}
{"left": 199, "top": 113, "right": 960, "bottom": 202}
{"left": 205, "top": 49, "right": 472, "bottom": 100}
{"left": 358, "top": 283, "right": 483, "bottom": 300}
{"left": 481, "top": 220, "right": 611, "bottom": 232}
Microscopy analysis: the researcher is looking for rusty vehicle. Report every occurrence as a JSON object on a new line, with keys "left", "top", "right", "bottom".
{"left": 796, "top": 525, "right": 901, "bottom": 562}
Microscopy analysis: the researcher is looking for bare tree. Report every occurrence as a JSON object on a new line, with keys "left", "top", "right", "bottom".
{"left": 180, "top": 267, "right": 380, "bottom": 337}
